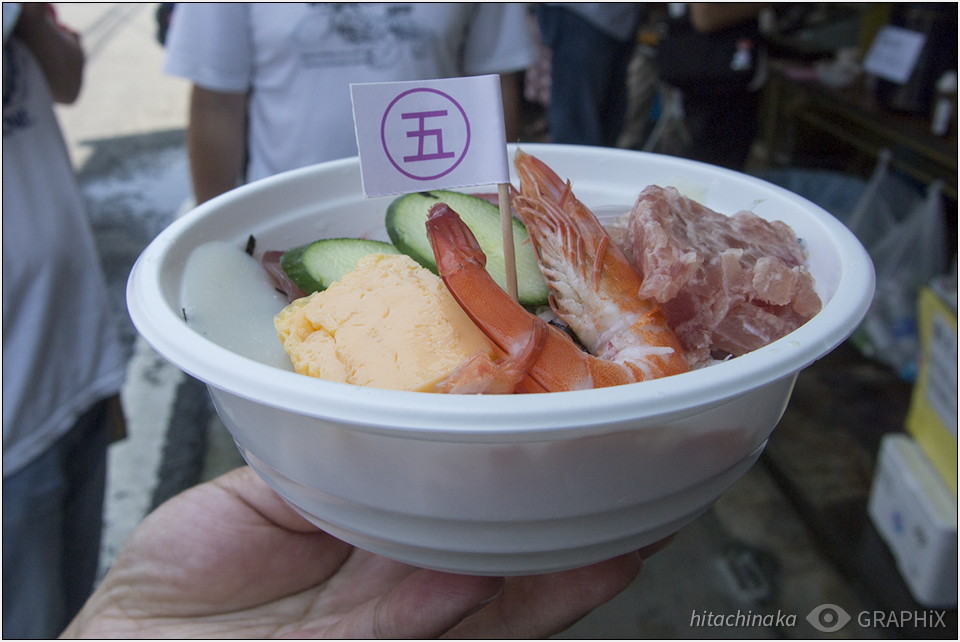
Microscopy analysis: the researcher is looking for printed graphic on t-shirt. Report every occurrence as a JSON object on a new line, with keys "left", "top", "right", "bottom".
{"left": 3, "top": 42, "right": 33, "bottom": 135}
{"left": 296, "top": 4, "right": 435, "bottom": 70}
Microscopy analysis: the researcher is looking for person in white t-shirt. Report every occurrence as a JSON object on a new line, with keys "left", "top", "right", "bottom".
{"left": 2, "top": 4, "right": 126, "bottom": 638}
{"left": 164, "top": 3, "right": 535, "bottom": 204}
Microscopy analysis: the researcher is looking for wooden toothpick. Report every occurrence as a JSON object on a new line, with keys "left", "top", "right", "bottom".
{"left": 497, "top": 182, "right": 519, "bottom": 302}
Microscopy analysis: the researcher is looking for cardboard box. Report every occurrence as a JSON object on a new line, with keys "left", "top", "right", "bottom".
{"left": 905, "top": 286, "right": 957, "bottom": 495}
{"left": 868, "top": 433, "right": 957, "bottom": 608}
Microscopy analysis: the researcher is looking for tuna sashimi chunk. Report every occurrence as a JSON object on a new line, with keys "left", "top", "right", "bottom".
{"left": 620, "top": 186, "right": 821, "bottom": 368}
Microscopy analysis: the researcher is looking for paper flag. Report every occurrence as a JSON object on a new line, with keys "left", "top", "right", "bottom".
{"left": 351, "top": 74, "right": 509, "bottom": 197}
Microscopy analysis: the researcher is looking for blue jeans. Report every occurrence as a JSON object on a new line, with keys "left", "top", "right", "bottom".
{"left": 536, "top": 5, "right": 637, "bottom": 146}
{"left": 3, "top": 398, "right": 110, "bottom": 639}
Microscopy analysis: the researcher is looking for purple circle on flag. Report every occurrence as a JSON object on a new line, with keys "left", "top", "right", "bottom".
{"left": 380, "top": 87, "right": 471, "bottom": 181}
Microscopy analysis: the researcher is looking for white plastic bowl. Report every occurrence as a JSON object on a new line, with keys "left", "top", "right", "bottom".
{"left": 127, "top": 144, "right": 874, "bottom": 575}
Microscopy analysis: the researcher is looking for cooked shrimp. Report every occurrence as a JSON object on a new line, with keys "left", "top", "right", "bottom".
{"left": 512, "top": 149, "right": 688, "bottom": 381}
{"left": 426, "top": 203, "right": 683, "bottom": 393}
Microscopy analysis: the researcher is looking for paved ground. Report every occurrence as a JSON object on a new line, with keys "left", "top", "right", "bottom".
{"left": 51, "top": 4, "right": 953, "bottom": 639}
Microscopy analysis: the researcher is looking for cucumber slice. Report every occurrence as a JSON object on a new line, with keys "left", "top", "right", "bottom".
{"left": 280, "top": 238, "right": 401, "bottom": 293}
{"left": 386, "top": 190, "right": 549, "bottom": 306}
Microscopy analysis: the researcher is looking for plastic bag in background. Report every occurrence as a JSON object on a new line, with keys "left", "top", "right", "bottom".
{"left": 845, "top": 150, "right": 901, "bottom": 252}
{"left": 759, "top": 168, "right": 868, "bottom": 220}
{"left": 849, "top": 151, "right": 947, "bottom": 380}
{"left": 757, "top": 152, "right": 942, "bottom": 379}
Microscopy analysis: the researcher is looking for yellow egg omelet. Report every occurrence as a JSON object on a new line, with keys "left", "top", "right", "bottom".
{"left": 274, "top": 253, "right": 496, "bottom": 392}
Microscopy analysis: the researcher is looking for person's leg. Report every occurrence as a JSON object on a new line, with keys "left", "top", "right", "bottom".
{"left": 600, "top": 37, "right": 637, "bottom": 147}
{"left": 3, "top": 437, "right": 68, "bottom": 639}
{"left": 537, "top": 6, "right": 619, "bottom": 146}
{"left": 2, "top": 398, "right": 110, "bottom": 638}
{"left": 62, "top": 398, "right": 110, "bottom": 620}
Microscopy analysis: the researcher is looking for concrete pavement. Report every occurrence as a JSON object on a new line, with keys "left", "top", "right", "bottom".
{"left": 56, "top": 3, "right": 188, "bottom": 168}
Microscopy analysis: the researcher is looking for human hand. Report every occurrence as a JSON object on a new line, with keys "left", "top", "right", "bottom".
{"left": 63, "top": 466, "right": 668, "bottom": 639}
{"left": 13, "top": 2, "right": 84, "bottom": 104}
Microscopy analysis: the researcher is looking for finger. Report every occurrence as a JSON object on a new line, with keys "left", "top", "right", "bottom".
{"left": 316, "top": 569, "right": 503, "bottom": 639}
{"left": 443, "top": 552, "right": 642, "bottom": 639}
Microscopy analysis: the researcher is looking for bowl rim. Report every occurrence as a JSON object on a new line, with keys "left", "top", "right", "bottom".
{"left": 126, "top": 144, "right": 875, "bottom": 441}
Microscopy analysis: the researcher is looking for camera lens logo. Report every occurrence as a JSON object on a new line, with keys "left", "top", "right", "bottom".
{"left": 806, "top": 604, "right": 851, "bottom": 633}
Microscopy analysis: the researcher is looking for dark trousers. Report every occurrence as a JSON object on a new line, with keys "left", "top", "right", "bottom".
{"left": 537, "top": 6, "right": 636, "bottom": 147}
{"left": 3, "top": 398, "right": 111, "bottom": 639}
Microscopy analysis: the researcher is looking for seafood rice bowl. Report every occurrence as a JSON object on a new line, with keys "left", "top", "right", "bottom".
{"left": 127, "top": 144, "right": 874, "bottom": 575}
